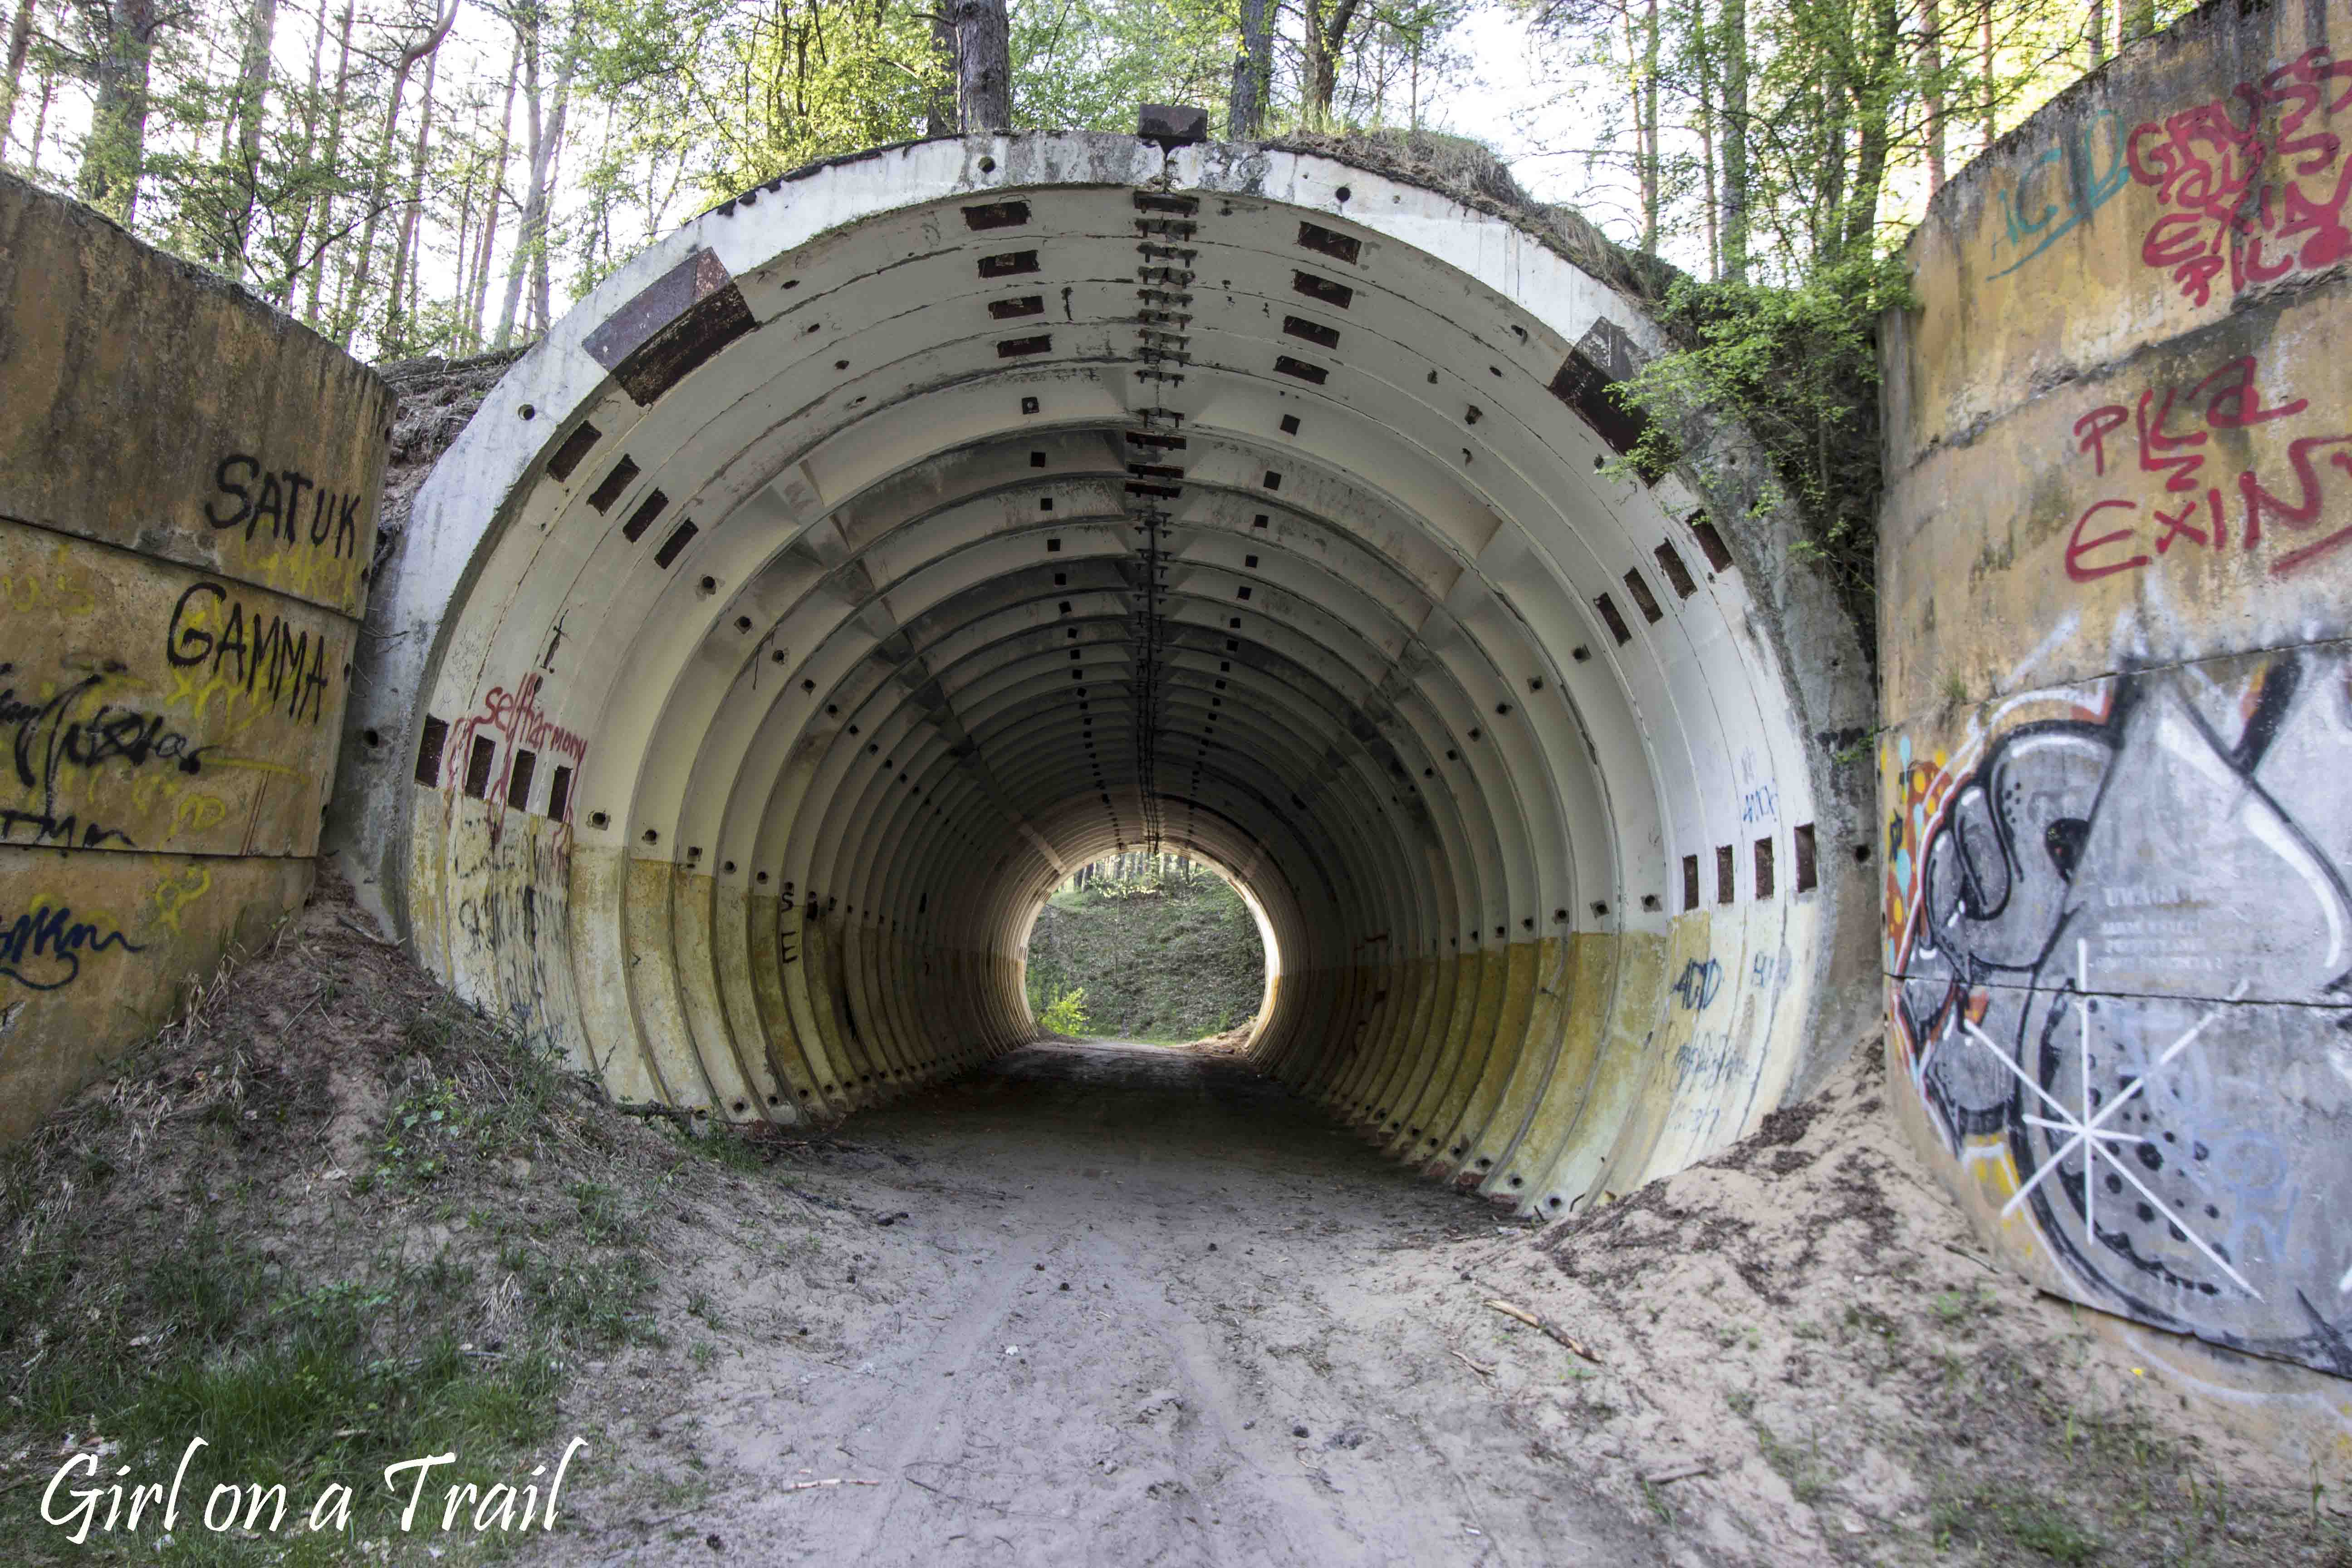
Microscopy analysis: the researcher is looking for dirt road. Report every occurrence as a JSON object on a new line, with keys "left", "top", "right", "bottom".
{"left": 552, "top": 1039, "right": 1671, "bottom": 1567}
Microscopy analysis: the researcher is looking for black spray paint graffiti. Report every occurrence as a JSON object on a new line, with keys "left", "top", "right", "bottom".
{"left": 204, "top": 456, "right": 367, "bottom": 560}
{"left": 1893, "top": 656, "right": 2352, "bottom": 1375}
{"left": 0, "top": 902, "right": 144, "bottom": 990}
{"left": 165, "top": 583, "right": 335, "bottom": 724}
{"left": 0, "top": 660, "right": 211, "bottom": 850}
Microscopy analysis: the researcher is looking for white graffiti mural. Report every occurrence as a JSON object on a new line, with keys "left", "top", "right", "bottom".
{"left": 1886, "top": 652, "right": 2352, "bottom": 1375}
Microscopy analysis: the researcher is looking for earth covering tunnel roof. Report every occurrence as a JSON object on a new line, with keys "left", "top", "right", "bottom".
{"left": 341, "top": 132, "right": 1876, "bottom": 1219}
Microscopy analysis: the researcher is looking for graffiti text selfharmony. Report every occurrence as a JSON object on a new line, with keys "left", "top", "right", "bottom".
{"left": 0, "top": 901, "right": 143, "bottom": 990}
{"left": 447, "top": 673, "right": 588, "bottom": 817}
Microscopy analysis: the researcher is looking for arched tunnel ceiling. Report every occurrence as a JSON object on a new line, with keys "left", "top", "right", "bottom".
{"left": 343, "top": 132, "right": 1877, "bottom": 1220}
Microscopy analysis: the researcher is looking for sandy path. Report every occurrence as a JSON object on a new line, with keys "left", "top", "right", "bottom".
{"left": 556, "top": 1039, "right": 1670, "bottom": 1567}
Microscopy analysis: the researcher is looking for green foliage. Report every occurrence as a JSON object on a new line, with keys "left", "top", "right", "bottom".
{"left": 1615, "top": 249, "right": 1911, "bottom": 653}
{"left": 1038, "top": 984, "right": 1091, "bottom": 1035}
{"left": 1931, "top": 1485, "right": 2106, "bottom": 1563}
{"left": 586, "top": 0, "right": 947, "bottom": 204}
{"left": 1011, "top": 0, "right": 1237, "bottom": 132}
{"left": 1026, "top": 865, "right": 1263, "bottom": 1041}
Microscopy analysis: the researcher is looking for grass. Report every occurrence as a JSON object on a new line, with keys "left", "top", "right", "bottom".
{"left": 1024, "top": 872, "right": 1263, "bottom": 1041}
{"left": 1932, "top": 1485, "right": 2104, "bottom": 1563}
{"left": 0, "top": 943, "right": 654, "bottom": 1564}
{"left": 1753, "top": 1421, "right": 1831, "bottom": 1505}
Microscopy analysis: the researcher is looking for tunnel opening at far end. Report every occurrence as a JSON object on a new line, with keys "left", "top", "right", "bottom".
{"left": 343, "top": 132, "right": 1877, "bottom": 1219}
{"left": 1020, "top": 854, "right": 1273, "bottom": 1047}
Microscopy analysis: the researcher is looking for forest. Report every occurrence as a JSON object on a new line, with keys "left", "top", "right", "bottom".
{"left": 0, "top": 0, "right": 2192, "bottom": 366}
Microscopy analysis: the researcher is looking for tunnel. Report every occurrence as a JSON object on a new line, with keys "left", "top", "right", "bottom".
{"left": 338, "top": 132, "right": 1877, "bottom": 1218}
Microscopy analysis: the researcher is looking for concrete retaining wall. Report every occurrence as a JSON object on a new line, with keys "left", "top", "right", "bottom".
{"left": 1880, "top": 0, "right": 2352, "bottom": 1417}
{"left": 0, "top": 172, "right": 390, "bottom": 1141}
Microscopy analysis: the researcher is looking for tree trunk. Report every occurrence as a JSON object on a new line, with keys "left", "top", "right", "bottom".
{"left": 1978, "top": 0, "right": 1994, "bottom": 147}
{"left": 303, "top": 0, "right": 355, "bottom": 324}
{"left": 1302, "top": 0, "right": 1364, "bottom": 128}
{"left": 1, "top": 0, "right": 36, "bottom": 145}
{"left": 342, "top": 0, "right": 459, "bottom": 346}
{"left": 25, "top": 49, "right": 50, "bottom": 171}
{"left": 382, "top": 38, "right": 441, "bottom": 354}
{"left": 2087, "top": 0, "right": 2107, "bottom": 64}
{"left": 527, "top": 14, "right": 581, "bottom": 340}
{"left": 1227, "top": 0, "right": 1271, "bottom": 139}
{"left": 954, "top": 0, "right": 1009, "bottom": 132}
{"left": 224, "top": 0, "right": 275, "bottom": 269}
{"left": 1922, "top": 0, "right": 1947, "bottom": 192}
{"left": 924, "top": 5, "right": 954, "bottom": 135}
{"left": 1720, "top": 0, "right": 1749, "bottom": 280}
{"left": 78, "top": 0, "right": 160, "bottom": 221}
{"left": 1686, "top": 0, "right": 1718, "bottom": 277}
{"left": 1843, "top": 0, "right": 1902, "bottom": 257}
{"left": 467, "top": 41, "right": 519, "bottom": 351}
{"left": 1640, "top": 0, "right": 1660, "bottom": 254}
{"left": 276, "top": 0, "right": 329, "bottom": 304}
{"left": 491, "top": 12, "right": 539, "bottom": 352}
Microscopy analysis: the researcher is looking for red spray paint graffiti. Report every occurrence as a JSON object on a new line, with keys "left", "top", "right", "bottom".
{"left": 2127, "top": 47, "right": 2352, "bottom": 306}
{"left": 447, "top": 672, "right": 590, "bottom": 821}
{"left": 2064, "top": 354, "right": 2352, "bottom": 580}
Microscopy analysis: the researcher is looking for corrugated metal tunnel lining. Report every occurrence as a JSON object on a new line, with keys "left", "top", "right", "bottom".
{"left": 344, "top": 133, "right": 1877, "bottom": 1218}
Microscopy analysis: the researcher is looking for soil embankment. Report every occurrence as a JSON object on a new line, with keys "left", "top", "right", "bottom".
{"left": 3, "top": 879, "right": 2339, "bottom": 1566}
{"left": 1024, "top": 876, "right": 1265, "bottom": 1042}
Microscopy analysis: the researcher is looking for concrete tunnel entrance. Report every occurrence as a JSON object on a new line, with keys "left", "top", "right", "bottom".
{"left": 338, "top": 132, "right": 1878, "bottom": 1218}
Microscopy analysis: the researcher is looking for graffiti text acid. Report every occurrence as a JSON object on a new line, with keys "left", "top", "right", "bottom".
{"left": 204, "top": 456, "right": 366, "bottom": 559}
{"left": 166, "top": 583, "right": 333, "bottom": 724}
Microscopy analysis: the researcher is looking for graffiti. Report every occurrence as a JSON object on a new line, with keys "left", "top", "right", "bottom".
{"left": 1987, "top": 108, "right": 2134, "bottom": 279}
{"left": 0, "top": 899, "right": 143, "bottom": 990}
{"left": 149, "top": 865, "right": 211, "bottom": 935}
{"left": 0, "top": 539, "right": 98, "bottom": 617}
{"left": 203, "top": 455, "right": 368, "bottom": 560}
{"left": 1739, "top": 783, "right": 1778, "bottom": 825}
{"left": 1887, "top": 654, "right": 2352, "bottom": 1374}
{"left": 2127, "top": 47, "right": 2352, "bottom": 307}
{"left": 164, "top": 583, "right": 335, "bottom": 725}
{"left": 2064, "top": 353, "right": 2352, "bottom": 580}
{"left": 1669, "top": 956, "right": 1721, "bottom": 1010}
{"left": 0, "top": 660, "right": 220, "bottom": 849}
{"left": 447, "top": 673, "right": 589, "bottom": 818}
{"left": 0, "top": 808, "right": 129, "bottom": 850}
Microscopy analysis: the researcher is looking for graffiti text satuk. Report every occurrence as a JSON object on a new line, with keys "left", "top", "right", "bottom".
{"left": 204, "top": 455, "right": 368, "bottom": 560}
